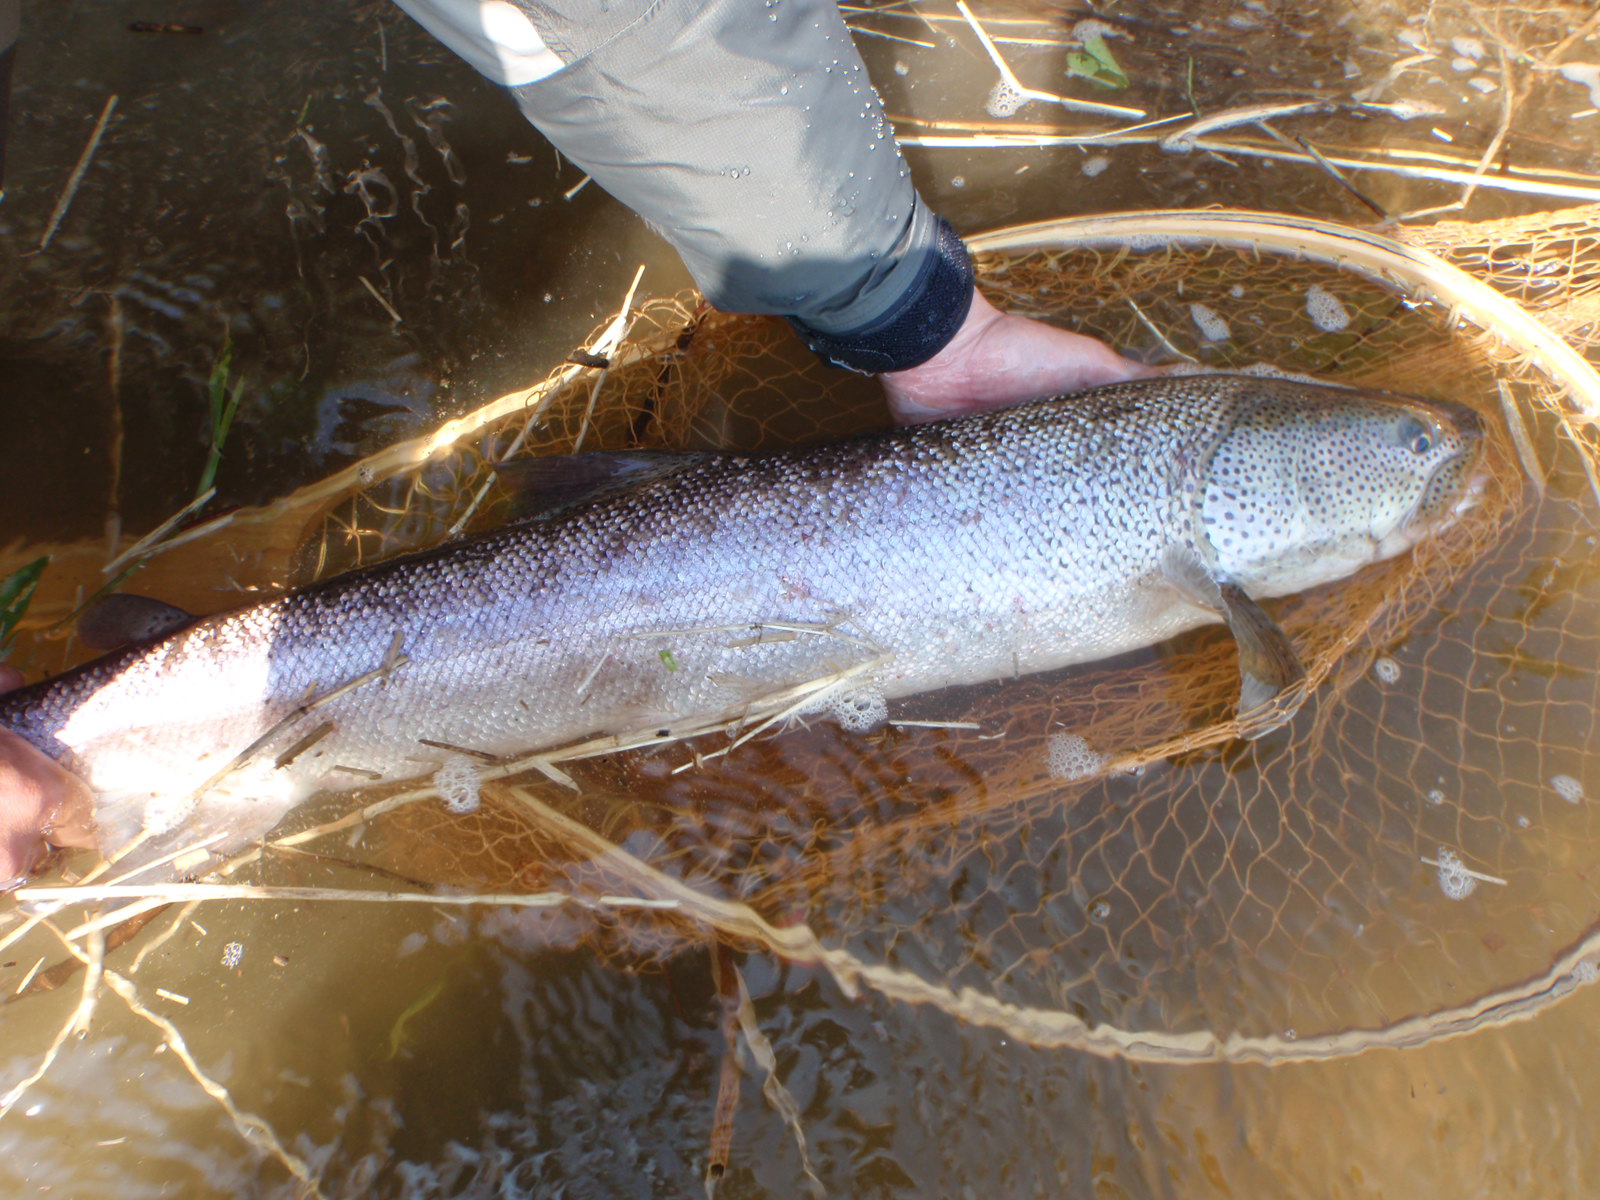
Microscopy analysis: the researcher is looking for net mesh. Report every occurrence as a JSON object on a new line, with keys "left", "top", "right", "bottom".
{"left": 17, "top": 205, "right": 1600, "bottom": 1064}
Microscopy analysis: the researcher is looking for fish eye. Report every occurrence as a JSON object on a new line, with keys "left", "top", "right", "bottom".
{"left": 1397, "top": 415, "right": 1434, "bottom": 456}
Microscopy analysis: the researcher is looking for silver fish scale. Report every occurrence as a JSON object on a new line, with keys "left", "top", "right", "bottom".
{"left": 0, "top": 374, "right": 1466, "bottom": 853}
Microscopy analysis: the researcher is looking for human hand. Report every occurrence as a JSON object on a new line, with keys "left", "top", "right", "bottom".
{"left": 881, "top": 289, "right": 1159, "bottom": 425}
{"left": 0, "top": 665, "right": 95, "bottom": 887}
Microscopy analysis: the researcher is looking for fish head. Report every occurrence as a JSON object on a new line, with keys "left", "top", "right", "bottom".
{"left": 1194, "top": 381, "right": 1486, "bottom": 598}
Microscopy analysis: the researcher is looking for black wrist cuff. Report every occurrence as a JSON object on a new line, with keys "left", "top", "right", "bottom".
{"left": 786, "top": 217, "right": 974, "bottom": 375}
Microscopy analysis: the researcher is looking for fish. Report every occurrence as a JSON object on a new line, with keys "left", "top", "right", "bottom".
{"left": 0, "top": 374, "right": 1485, "bottom": 861}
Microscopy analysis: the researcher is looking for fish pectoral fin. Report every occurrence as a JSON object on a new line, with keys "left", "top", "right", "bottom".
{"left": 1215, "top": 582, "right": 1307, "bottom": 740}
{"left": 495, "top": 451, "right": 711, "bottom": 518}
{"left": 1158, "top": 550, "right": 1306, "bottom": 739}
{"left": 77, "top": 593, "right": 195, "bottom": 651}
{"left": 1159, "top": 546, "right": 1229, "bottom": 618}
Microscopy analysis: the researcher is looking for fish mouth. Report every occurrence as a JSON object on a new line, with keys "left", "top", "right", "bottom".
{"left": 1401, "top": 445, "right": 1489, "bottom": 543}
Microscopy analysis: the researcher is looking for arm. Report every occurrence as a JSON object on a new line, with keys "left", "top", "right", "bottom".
{"left": 394, "top": 0, "right": 1149, "bottom": 419}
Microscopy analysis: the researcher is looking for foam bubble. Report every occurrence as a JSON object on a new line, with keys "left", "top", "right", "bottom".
{"left": 397, "top": 931, "right": 428, "bottom": 958}
{"left": 1304, "top": 283, "right": 1351, "bottom": 332}
{"left": 1046, "top": 732, "right": 1106, "bottom": 781}
{"left": 1576, "top": 960, "right": 1599, "bottom": 984}
{"left": 1424, "top": 788, "right": 1445, "bottom": 806}
{"left": 828, "top": 687, "right": 887, "bottom": 732}
{"left": 1374, "top": 656, "right": 1401, "bottom": 684}
{"left": 985, "top": 81, "right": 1027, "bottom": 118}
{"left": 1560, "top": 63, "right": 1600, "bottom": 108}
{"left": 434, "top": 754, "right": 482, "bottom": 814}
{"left": 1071, "top": 18, "right": 1120, "bottom": 42}
{"left": 1080, "top": 154, "right": 1110, "bottom": 178}
{"left": 1434, "top": 847, "right": 1477, "bottom": 900}
{"left": 1189, "top": 302, "right": 1230, "bottom": 342}
{"left": 1551, "top": 773, "right": 1585, "bottom": 804}
{"left": 1450, "top": 35, "right": 1485, "bottom": 59}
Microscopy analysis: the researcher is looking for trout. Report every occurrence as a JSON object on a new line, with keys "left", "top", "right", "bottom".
{"left": 0, "top": 375, "right": 1484, "bottom": 858}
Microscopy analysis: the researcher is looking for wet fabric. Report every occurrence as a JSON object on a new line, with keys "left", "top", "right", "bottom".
{"left": 392, "top": 0, "right": 971, "bottom": 372}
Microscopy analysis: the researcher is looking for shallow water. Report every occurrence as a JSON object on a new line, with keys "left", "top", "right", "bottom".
{"left": 3, "top": 1, "right": 1600, "bottom": 1197}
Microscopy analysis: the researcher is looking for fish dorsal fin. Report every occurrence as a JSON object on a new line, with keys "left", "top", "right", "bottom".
{"left": 494, "top": 451, "right": 711, "bottom": 518}
{"left": 78, "top": 593, "right": 194, "bottom": 651}
{"left": 1160, "top": 547, "right": 1307, "bottom": 739}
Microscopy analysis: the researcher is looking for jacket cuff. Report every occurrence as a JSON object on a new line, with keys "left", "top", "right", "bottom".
{"left": 786, "top": 217, "right": 974, "bottom": 374}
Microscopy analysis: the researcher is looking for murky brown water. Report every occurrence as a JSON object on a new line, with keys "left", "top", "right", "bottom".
{"left": 3, "top": 1, "right": 1600, "bottom": 1197}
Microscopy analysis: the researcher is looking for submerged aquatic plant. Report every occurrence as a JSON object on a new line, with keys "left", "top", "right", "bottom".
{"left": 0, "top": 557, "right": 48, "bottom": 661}
{"left": 197, "top": 334, "right": 246, "bottom": 502}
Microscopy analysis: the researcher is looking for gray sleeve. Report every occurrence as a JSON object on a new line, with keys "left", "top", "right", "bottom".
{"left": 397, "top": 0, "right": 972, "bottom": 372}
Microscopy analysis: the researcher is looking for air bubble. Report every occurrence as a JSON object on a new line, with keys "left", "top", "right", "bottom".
{"left": 1088, "top": 897, "right": 1112, "bottom": 921}
{"left": 1080, "top": 154, "right": 1110, "bottom": 178}
{"left": 1046, "top": 732, "right": 1105, "bottom": 781}
{"left": 1071, "top": 18, "right": 1119, "bottom": 42}
{"left": 1551, "top": 774, "right": 1585, "bottom": 804}
{"left": 1373, "top": 656, "right": 1401, "bottom": 684}
{"left": 1559, "top": 63, "right": 1600, "bottom": 108}
{"left": 1189, "top": 302, "right": 1230, "bottom": 342}
{"left": 827, "top": 687, "right": 887, "bottom": 732}
{"left": 1304, "top": 283, "right": 1351, "bottom": 332}
{"left": 985, "top": 80, "right": 1027, "bottom": 118}
{"left": 434, "top": 754, "right": 482, "bottom": 814}
{"left": 1434, "top": 848, "right": 1478, "bottom": 900}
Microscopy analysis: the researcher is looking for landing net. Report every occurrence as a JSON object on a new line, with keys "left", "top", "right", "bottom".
{"left": 23, "top": 206, "right": 1600, "bottom": 1064}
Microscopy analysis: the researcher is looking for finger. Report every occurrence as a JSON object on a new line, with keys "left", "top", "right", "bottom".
{"left": 0, "top": 730, "right": 96, "bottom": 884}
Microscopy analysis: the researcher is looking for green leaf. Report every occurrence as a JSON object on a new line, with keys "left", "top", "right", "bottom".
{"left": 1066, "top": 33, "right": 1129, "bottom": 90}
{"left": 0, "top": 556, "right": 49, "bottom": 659}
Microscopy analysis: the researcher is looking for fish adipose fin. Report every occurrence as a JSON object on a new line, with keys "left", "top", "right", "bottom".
{"left": 1161, "top": 549, "right": 1307, "bottom": 739}
{"left": 77, "top": 594, "right": 194, "bottom": 651}
{"left": 495, "top": 451, "right": 711, "bottom": 518}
